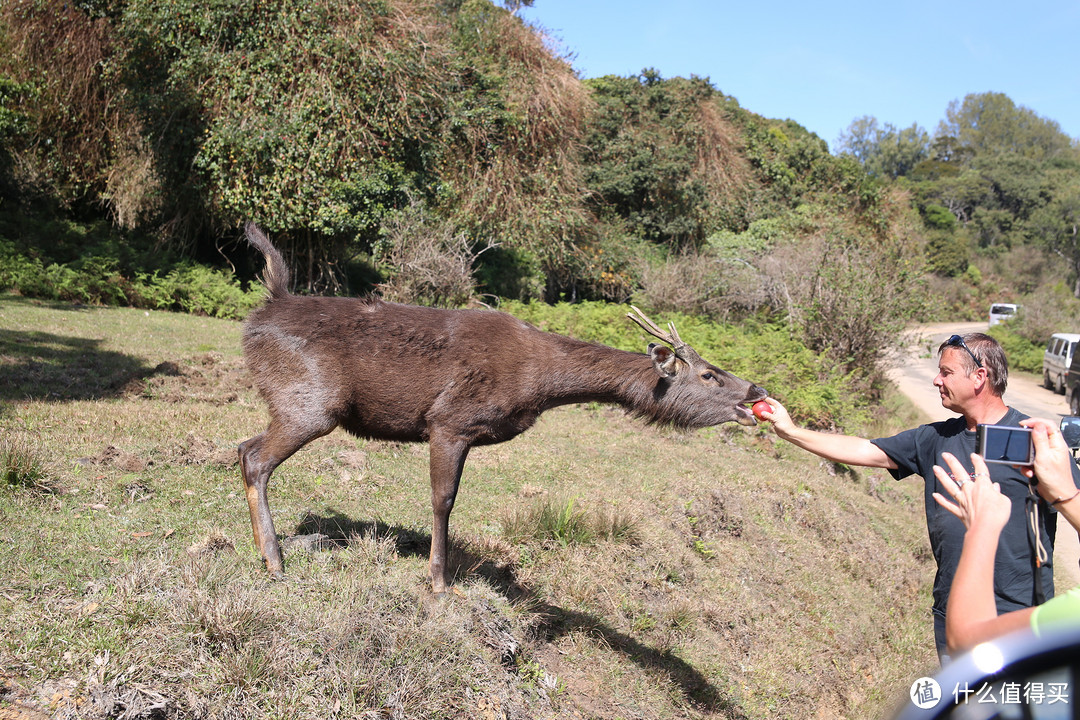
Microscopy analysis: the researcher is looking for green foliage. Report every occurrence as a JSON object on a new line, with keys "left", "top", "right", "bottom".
{"left": 924, "top": 231, "right": 968, "bottom": 277}
{"left": 582, "top": 72, "right": 736, "bottom": 247}
{"left": 3, "top": 0, "right": 923, "bottom": 330}
{"left": 114, "top": 0, "right": 443, "bottom": 262}
{"left": 922, "top": 204, "right": 957, "bottom": 231}
{"left": 1006, "top": 283, "right": 1080, "bottom": 351}
{"left": 748, "top": 199, "right": 929, "bottom": 377}
{"left": 744, "top": 119, "right": 868, "bottom": 204}
{"left": 707, "top": 217, "right": 786, "bottom": 258}
{"left": 2, "top": 0, "right": 595, "bottom": 295}
{"left": 849, "top": 93, "right": 1080, "bottom": 320}
{"left": 136, "top": 264, "right": 265, "bottom": 318}
{"left": 986, "top": 324, "right": 1044, "bottom": 375}
{"left": 922, "top": 202, "right": 968, "bottom": 277}
{"left": 937, "top": 92, "right": 1073, "bottom": 162}
{"left": 0, "top": 241, "right": 262, "bottom": 319}
{"left": 0, "top": 75, "right": 34, "bottom": 139}
{"left": 836, "top": 116, "right": 930, "bottom": 179}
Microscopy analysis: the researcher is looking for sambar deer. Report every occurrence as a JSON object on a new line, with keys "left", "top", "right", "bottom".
{"left": 239, "top": 222, "right": 767, "bottom": 594}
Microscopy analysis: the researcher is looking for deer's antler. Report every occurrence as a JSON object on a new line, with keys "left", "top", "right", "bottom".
{"left": 626, "top": 306, "right": 702, "bottom": 362}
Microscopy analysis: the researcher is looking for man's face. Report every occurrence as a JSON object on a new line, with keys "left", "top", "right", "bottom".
{"left": 934, "top": 347, "right": 979, "bottom": 411}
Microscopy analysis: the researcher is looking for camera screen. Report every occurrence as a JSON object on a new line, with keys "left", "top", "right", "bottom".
{"left": 978, "top": 425, "right": 1033, "bottom": 465}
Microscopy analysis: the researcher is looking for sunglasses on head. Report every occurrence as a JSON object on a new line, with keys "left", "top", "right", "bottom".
{"left": 946, "top": 334, "right": 983, "bottom": 369}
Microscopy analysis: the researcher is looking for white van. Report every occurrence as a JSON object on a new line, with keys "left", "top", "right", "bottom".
{"left": 1042, "top": 333, "right": 1080, "bottom": 394}
{"left": 989, "top": 303, "right": 1019, "bottom": 326}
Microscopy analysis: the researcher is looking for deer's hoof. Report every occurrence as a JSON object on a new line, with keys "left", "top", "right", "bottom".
{"left": 432, "top": 586, "right": 467, "bottom": 601}
{"left": 264, "top": 559, "right": 285, "bottom": 580}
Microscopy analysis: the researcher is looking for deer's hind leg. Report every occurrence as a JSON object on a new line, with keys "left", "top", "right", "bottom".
{"left": 239, "top": 418, "right": 334, "bottom": 577}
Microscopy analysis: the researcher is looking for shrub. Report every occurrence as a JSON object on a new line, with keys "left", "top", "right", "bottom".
{"left": 987, "top": 325, "right": 1044, "bottom": 374}
{"left": 924, "top": 231, "right": 969, "bottom": 277}
{"left": 375, "top": 204, "right": 486, "bottom": 308}
{"left": 0, "top": 243, "right": 262, "bottom": 319}
{"left": 501, "top": 495, "right": 639, "bottom": 547}
{"left": 1011, "top": 283, "right": 1080, "bottom": 347}
{"left": 136, "top": 264, "right": 264, "bottom": 319}
{"left": 755, "top": 197, "right": 929, "bottom": 378}
{"left": 635, "top": 245, "right": 768, "bottom": 321}
{"left": 1, "top": 438, "right": 50, "bottom": 493}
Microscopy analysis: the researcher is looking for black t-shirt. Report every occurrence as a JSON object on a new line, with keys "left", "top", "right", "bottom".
{"left": 871, "top": 408, "right": 1075, "bottom": 617}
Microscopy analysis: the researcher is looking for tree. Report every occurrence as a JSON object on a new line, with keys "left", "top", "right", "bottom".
{"left": 834, "top": 115, "right": 880, "bottom": 164}
{"left": 1031, "top": 183, "right": 1080, "bottom": 296}
{"left": 835, "top": 116, "right": 929, "bottom": 179}
{"left": 582, "top": 72, "right": 751, "bottom": 248}
{"left": 937, "top": 92, "right": 1073, "bottom": 162}
{"left": 873, "top": 123, "right": 930, "bottom": 178}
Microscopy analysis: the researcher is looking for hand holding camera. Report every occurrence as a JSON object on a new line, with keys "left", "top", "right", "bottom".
{"left": 1019, "top": 418, "right": 1080, "bottom": 509}
{"left": 938, "top": 420, "right": 1080, "bottom": 526}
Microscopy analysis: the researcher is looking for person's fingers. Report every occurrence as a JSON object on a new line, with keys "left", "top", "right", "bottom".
{"left": 932, "top": 492, "right": 963, "bottom": 520}
{"left": 933, "top": 463, "right": 965, "bottom": 500}
{"left": 969, "top": 452, "right": 991, "bottom": 480}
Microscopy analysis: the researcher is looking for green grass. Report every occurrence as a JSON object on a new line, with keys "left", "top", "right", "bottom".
{"left": 0, "top": 294, "right": 937, "bottom": 719}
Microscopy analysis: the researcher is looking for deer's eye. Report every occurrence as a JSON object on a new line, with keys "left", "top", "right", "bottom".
{"left": 702, "top": 372, "right": 715, "bottom": 382}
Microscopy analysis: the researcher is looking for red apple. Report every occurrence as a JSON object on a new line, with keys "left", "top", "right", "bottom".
{"left": 752, "top": 400, "right": 771, "bottom": 421}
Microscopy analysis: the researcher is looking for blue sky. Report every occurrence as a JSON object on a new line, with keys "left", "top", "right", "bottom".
{"left": 519, "top": 1, "right": 1080, "bottom": 151}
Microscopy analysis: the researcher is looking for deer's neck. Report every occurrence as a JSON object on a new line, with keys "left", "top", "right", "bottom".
{"left": 534, "top": 335, "right": 660, "bottom": 410}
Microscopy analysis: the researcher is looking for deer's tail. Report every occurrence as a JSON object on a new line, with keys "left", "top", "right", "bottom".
{"left": 244, "top": 222, "right": 290, "bottom": 300}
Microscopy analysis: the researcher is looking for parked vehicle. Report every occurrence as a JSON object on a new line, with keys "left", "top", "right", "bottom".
{"left": 1042, "top": 332, "right": 1080, "bottom": 394}
{"left": 1066, "top": 350, "right": 1080, "bottom": 414}
{"left": 988, "top": 302, "right": 1019, "bottom": 326}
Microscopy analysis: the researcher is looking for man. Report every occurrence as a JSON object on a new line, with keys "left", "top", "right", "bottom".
{"left": 932, "top": 421, "right": 1080, "bottom": 653}
{"left": 758, "top": 333, "right": 1080, "bottom": 660}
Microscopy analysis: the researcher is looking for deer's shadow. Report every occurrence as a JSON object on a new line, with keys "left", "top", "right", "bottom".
{"left": 293, "top": 510, "right": 746, "bottom": 717}
{"left": 0, "top": 327, "right": 160, "bottom": 405}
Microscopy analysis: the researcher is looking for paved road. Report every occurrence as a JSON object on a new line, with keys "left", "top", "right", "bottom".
{"left": 886, "top": 322, "right": 1080, "bottom": 588}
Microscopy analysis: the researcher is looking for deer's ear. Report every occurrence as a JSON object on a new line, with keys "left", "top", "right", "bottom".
{"left": 649, "top": 343, "right": 679, "bottom": 378}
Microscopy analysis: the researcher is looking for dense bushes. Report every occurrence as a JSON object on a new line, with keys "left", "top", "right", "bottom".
{"left": 0, "top": 242, "right": 262, "bottom": 318}
{"left": 987, "top": 284, "right": 1080, "bottom": 374}
{"left": 987, "top": 324, "right": 1044, "bottom": 375}
{"left": 0, "top": 0, "right": 596, "bottom": 297}
{"left": 0, "top": 0, "right": 898, "bottom": 303}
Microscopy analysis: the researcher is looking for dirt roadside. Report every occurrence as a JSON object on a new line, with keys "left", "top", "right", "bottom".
{"left": 887, "top": 322, "right": 1080, "bottom": 589}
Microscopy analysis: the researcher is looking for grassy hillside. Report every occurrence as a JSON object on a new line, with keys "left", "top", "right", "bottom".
{"left": 0, "top": 296, "right": 940, "bottom": 719}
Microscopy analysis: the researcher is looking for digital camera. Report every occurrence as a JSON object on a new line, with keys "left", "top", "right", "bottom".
{"left": 975, "top": 424, "right": 1034, "bottom": 466}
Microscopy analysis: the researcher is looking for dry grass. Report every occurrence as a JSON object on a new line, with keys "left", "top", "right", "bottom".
{"left": 0, "top": 295, "right": 938, "bottom": 719}
{"left": 376, "top": 206, "right": 487, "bottom": 307}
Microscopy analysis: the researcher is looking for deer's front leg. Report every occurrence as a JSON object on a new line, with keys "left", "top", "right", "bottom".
{"left": 428, "top": 436, "right": 470, "bottom": 595}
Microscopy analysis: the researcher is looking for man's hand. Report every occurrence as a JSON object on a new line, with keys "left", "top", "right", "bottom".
{"left": 1021, "top": 418, "right": 1079, "bottom": 503}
